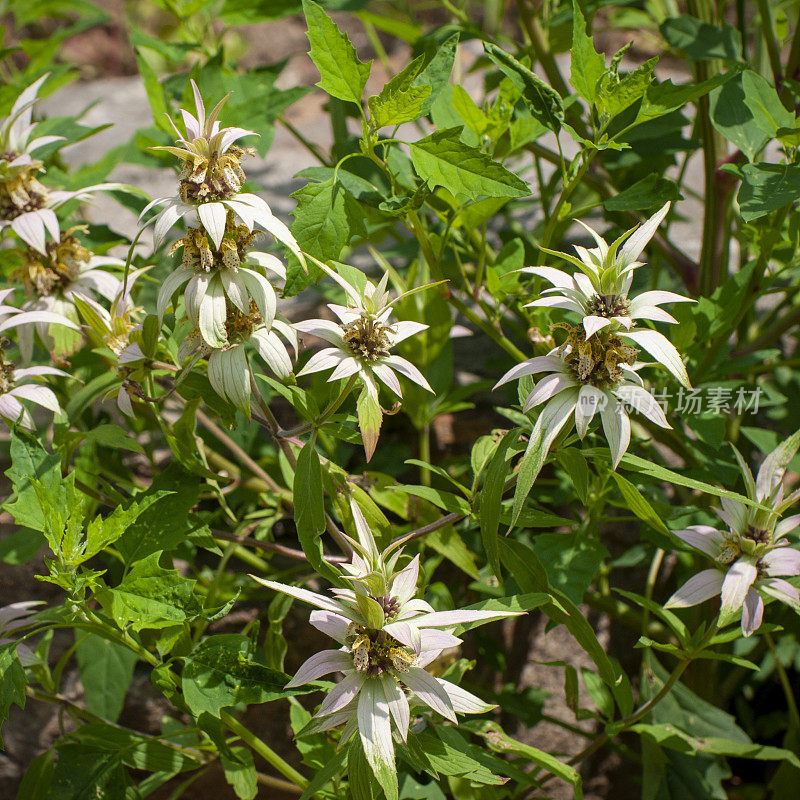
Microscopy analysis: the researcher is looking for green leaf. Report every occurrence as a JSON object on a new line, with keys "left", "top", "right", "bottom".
{"left": 76, "top": 635, "right": 138, "bottom": 723}
{"left": 426, "top": 526, "right": 479, "bottom": 578}
{"left": 4, "top": 429, "right": 65, "bottom": 533}
{"left": 483, "top": 42, "right": 564, "bottom": 131}
{"left": 636, "top": 69, "right": 738, "bottom": 125}
{"left": 478, "top": 429, "right": 520, "bottom": 577}
{"left": 221, "top": 746, "right": 258, "bottom": 800}
{"left": 500, "top": 539, "right": 627, "bottom": 707}
{"left": 413, "top": 33, "right": 459, "bottom": 114}
{"left": 570, "top": 0, "right": 605, "bottom": 104}
{"left": 348, "top": 736, "right": 375, "bottom": 800}
{"left": 409, "top": 127, "right": 529, "bottom": 204}
{"left": 605, "top": 174, "right": 682, "bottom": 211}
{"left": 392, "top": 485, "right": 471, "bottom": 515}
{"left": 302, "top": 0, "right": 371, "bottom": 104}
{"left": 633, "top": 723, "right": 800, "bottom": 769}
{"left": 660, "top": 16, "right": 742, "bottom": 61}
{"left": 709, "top": 72, "right": 770, "bottom": 162}
{"left": 472, "top": 720, "right": 583, "bottom": 797}
{"left": 0, "top": 644, "right": 26, "bottom": 737}
{"left": 289, "top": 176, "right": 365, "bottom": 290}
{"left": 116, "top": 464, "right": 202, "bottom": 564}
{"left": 181, "top": 634, "right": 305, "bottom": 718}
{"left": 457, "top": 593, "right": 549, "bottom": 632}
{"left": 369, "top": 56, "right": 431, "bottom": 128}
{"left": 294, "top": 438, "right": 338, "bottom": 582}
{"left": 596, "top": 56, "right": 658, "bottom": 120}
{"left": 610, "top": 473, "right": 671, "bottom": 537}
{"left": 531, "top": 533, "right": 607, "bottom": 603}
{"left": 739, "top": 70, "right": 795, "bottom": 138}
{"left": 734, "top": 162, "right": 800, "bottom": 221}
{"left": 557, "top": 447, "right": 590, "bottom": 503}
{"left": 581, "top": 667, "right": 614, "bottom": 719}
{"left": 96, "top": 552, "right": 197, "bottom": 631}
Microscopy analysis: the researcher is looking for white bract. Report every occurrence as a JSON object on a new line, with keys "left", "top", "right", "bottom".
{"left": 666, "top": 432, "right": 800, "bottom": 636}
{"left": 522, "top": 202, "right": 694, "bottom": 388}
{"left": 250, "top": 499, "right": 521, "bottom": 798}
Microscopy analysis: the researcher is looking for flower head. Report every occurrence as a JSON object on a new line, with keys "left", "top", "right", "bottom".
{"left": 11, "top": 226, "right": 123, "bottom": 359}
{"left": 249, "top": 499, "right": 521, "bottom": 797}
{"left": 139, "top": 80, "right": 303, "bottom": 265}
{"left": 295, "top": 263, "right": 433, "bottom": 459}
{"left": 0, "top": 75, "right": 63, "bottom": 223}
{"left": 666, "top": 432, "right": 800, "bottom": 636}
{"left": 522, "top": 202, "right": 693, "bottom": 388}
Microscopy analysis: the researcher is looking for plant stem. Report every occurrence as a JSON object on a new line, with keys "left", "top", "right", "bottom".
{"left": 221, "top": 711, "right": 308, "bottom": 789}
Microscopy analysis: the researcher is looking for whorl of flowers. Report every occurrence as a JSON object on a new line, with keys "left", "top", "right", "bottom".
{"left": 666, "top": 432, "right": 800, "bottom": 636}
{"left": 295, "top": 262, "right": 433, "bottom": 459}
{"left": 250, "top": 498, "right": 522, "bottom": 798}
{"left": 494, "top": 204, "right": 693, "bottom": 495}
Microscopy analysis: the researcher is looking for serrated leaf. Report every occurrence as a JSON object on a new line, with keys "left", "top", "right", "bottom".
{"left": 302, "top": 0, "right": 371, "bottom": 104}
{"left": 409, "top": 127, "right": 529, "bottom": 204}
{"left": 571, "top": 0, "right": 605, "bottom": 104}
{"left": 181, "top": 634, "right": 306, "bottom": 718}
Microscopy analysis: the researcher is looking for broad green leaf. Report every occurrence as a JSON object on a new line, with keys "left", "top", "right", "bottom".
{"left": 478, "top": 429, "right": 520, "bottom": 577}
{"left": 181, "top": 634, "right": 307, "bottom": 718}
{"left": 302, "top": 0, "right": 371, "bottom": 104}
{"left": 605, "top": 174, "right": 681, "bottom": 211}
{"left": 570, "top": 0, "right": 605, "bottom": 104}
{"left": 636, "top": 69, "right": 738, "bottom": 125}
{"left": 348, "top": 736, "right": 375, "bottom": 800}
{"left": 4, "top": 429, "right": 65, "bottom": 533}
{"left": 76, "top": 635, "right": 138, "bottom": 723}
{"left": 409, "top": 127, "right": 529, "bottom": 204}
{"left": 457, "top": 593, "right": 549, "bottom": 632}
{"left": 740, "top": 70, "right": 795, "bottom": 138}
{"left": 96, "top": 552, "right": 198, "bottom": 631}
{"left": 289, "top": 176, "right": 365, "bottom": 292}
{"left": 221, "top": 746, "right": 258, "bottom": 800}
{"left": 413, "top": 33, "right": 459, "bottom": 114}
{"left": 369, "top": 56, "right": 431, "bottom": 128}
{"left": 483, "top": 42, "right": 564, "bottom": 131}
{"left": 407, "top": 727, "right": 504, "bottom": 785}
{"left": 660, "top": 16, "right": 742, "bottom": 61}
{"left": 710, "top": 73, "right": 770, "bottom": 161}
{"left": 733, "top": 161, "right": 800, "bottom": 221}
{"left": 116, "top": 464, "right": 202, "bottom": 564}
{"left": 47, "top": 742, "right": 133, "bottom": 800}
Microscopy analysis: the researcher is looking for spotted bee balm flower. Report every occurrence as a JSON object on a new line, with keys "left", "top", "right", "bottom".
{"left": 666, "top": 431, "right": 800, "bottom": 636}
{"left": 495, "top": 203, "right": 693, "bottom": 512}
{"left": 295, "top": 262, "right": 433, "bottom": 459}
{"left": 141, "top": 81, "right": 304, "bottom": 351}
{"left": 250, "top": 499, "right": 522, "bottom": 799}
{"left": 522, "top": 201, "right": 694, "bottom": 387}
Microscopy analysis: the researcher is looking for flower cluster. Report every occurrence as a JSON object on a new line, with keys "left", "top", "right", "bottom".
{"left": 667, "top": 433, "right": 800, "bottom": 635}
{"left": 145, "top": 82, "right": 303, "bottom": 412}
{"left": 296, "top": 263, "right": 433, "bottom": 459}
{"left": 251, "top": 499, "right": 521, "bottom": 797}
{"left": 495, "top": 203, "right": 694, "bottom": 488}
